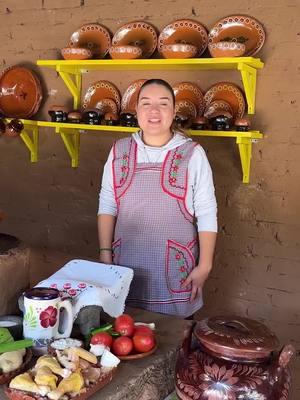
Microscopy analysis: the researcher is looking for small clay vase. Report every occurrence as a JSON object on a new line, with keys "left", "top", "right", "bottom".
{"left": 101, "top": 112, "right": 119, "bottom": 126}
{"left": 48, "top": 105, "right": 68, "bottom": 123}
{"left": 210, "top": 113, "right": 232, "bottom": 131}
{"left": 234, "top": 117, "right": 251, "bottom": 132}
{"left": 67, "top": 111, "right": 82, "bottom": 124}
{"left": 5, "top": 119, "right": 24, "bottom": 137}
{"left": 175, "top": 113, "right": 192, "bottom": 129}
{"left": 82, "top": 109, "right": 101, "bottom": 125}
{"left": 119, "top": 112, "right": 138, "bottom": 127}
{"left": 191, "top": 116, "right": 208, "bottom": 130}
{"left": 0, "top": 119, "right": 6, "bottom": 136}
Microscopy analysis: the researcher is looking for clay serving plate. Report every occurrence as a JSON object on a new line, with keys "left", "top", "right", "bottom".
{"left": 175, "top": 99, "right": 197, "bottom": 119}
{"left": 69, "top": 23, "right": 111, "bottom": 58}
{"left": 117, "top": 342, "right": 158, "bottom": 361}
{"left": 95, "top": 98, "right": 118, "bottom": 115}
{"left": 208, "top": 15, "right": 266, "bottom": 56}
{"left": 0, "top": 66, "right": 42, "bottom": 118}
{"left": 0, "top": 349, "right": 32, "bottom": 385}
{"left": 204, "top": 99, "right": 233, "bottom": 118}
{"left": 109, "top": 45, "right": 142, "bottom": 60}
{"left": 61, "top": 47, "right": 93, "bottom": 60}
{"left": 204, "top": 82, "right": 246, "bottom": 118}
{"left": 158, "top": 19, "right": 208, "bottom": 57}
{"left": 173, "top": 82, "right": 205, "bottom": 116}
{"left": 82, "top": 80, "right": 121, "bottom": 112}
{"left": 208, "top": 42, "right": 246, "bottom": 58}
{"left": 121, "top": 79, "right": 146, "bottom": 113}
{"left": 160, "top": 43, "right": 198, "bottom": 59}
{"left": 112, "top": 21, "right": 158, "bottom": 59}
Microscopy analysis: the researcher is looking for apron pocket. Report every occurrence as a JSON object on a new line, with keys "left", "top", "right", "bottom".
{"left": 112, "top": 238, "right": 121, "bottom": 265}
{"left": 166, "top": 239, "right": 196, "bottom": 294}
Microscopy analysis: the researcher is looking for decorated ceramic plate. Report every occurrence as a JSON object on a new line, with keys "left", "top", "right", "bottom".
{"left": 121, "top": 79, "right": 147, "bottom": 113}
{"left": 175, "top": 99, "right": 197, "bottom": 118}
{"left": 94, "top": 98, "right": 118, "bottom": 115}
{"left": 204, "top": 100, "right": 233, "bottom": 118}
{"left": 208, "top": 15, "right": 266, "bottom": 57}
{"left": 173, "top": 82, "right": 205, "bottom": 116}
{"left": 204, "top": 82, "right": 246, "bottom": 118}
{"left": 82, "top": 81, "right": 121, "bottom": 111}
{"left": 0, "top": 66, "right": 42, "bottom": 118}
{"left": 69, "top": 23, "right": 111, "bottom": 58}
{"left": 112, "top": 21, "right": 158, "bottom": 59}
{"left": 117, "top": 342, "right": 158, "bottom": 361}
{"left": 158, "top": 19, "right": 208, "bottom": 57}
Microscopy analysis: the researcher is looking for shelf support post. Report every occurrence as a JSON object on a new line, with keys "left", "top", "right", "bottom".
{"left": 58, "top": 70, "right": 82, "bottom": 109}
{"left": 236, "top": 137, "right": 253, "bottom": 184}
{"left": 19, "top": 125, "right": 39, "bottom": 162}
{"left": 238, "top": 63, "right": 257, "bottom": 114}
{"left": 57, "top": 128, "right": 80, "bottom": 168}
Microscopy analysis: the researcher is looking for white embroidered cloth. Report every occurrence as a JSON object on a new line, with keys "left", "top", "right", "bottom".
{"left": 37, "top": 259, "right": 134, "bottom": 319}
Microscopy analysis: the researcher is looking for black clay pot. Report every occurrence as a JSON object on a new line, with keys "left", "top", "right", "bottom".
{"left": 210, "top": 115, "right": 232, "bottom": 131}
{"left": 119, "top": 112, "right": 138, "bottom": 127}
{"left": 82, "top": 109, "right": 101, "bottom": 125}
{"left": 48, "top": 110, "right": 68, "bottom": 123}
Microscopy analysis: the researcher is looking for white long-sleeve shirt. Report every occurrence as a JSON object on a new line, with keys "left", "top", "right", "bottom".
{"left": 98, "top": 132, "right": 218, "bottom": 232}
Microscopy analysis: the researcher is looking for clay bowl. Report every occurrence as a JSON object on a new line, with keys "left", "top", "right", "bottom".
{"left": 234, "top": 117, "right": 251, "bottom": 131}
{"left": 204, "top": 100, "right": 233, "bottom": 119}
{"left": 61, "top": 47, "right": 93, "bottom": 60}
{"left": 101, "top": 112, "right": 119, "bottom": 126}
{"left": 67, "top": 110, "right": 82, "bottom": 123}
{"left": 160, "top": 43, "right": 198, "bottom": 59}
{"left": 208, "top": 41, "right": 246, "bottom": 58}
{"left": 109, "top": 45, "right": 142, "bottom": 60}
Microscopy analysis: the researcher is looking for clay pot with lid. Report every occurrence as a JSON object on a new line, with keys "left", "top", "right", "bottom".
{"left": 175, "top": 315, "right": 295, "bottom": 400}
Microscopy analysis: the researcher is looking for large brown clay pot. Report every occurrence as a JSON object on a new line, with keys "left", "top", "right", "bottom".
{"left": 175, "top": 316, "right": 295, "bottom": 400}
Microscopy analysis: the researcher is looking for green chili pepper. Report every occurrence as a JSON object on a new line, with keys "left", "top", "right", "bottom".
{"left": 108, "top": 330, "right": 121, "bottom": 337}
{"left": 90, "top": 323, "right": 113, "bottom": 335}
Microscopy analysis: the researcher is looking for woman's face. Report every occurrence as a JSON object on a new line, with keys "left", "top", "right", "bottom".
{"left": 136, "top": 84, "right": 175, "bottom": 137}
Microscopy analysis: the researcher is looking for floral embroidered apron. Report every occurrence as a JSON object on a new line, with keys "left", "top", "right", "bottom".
{"left": 112, "top": 136, "right": 203, "bottom": 317}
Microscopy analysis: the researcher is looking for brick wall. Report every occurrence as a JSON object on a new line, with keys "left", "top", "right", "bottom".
{"left": 0, "top": 0, "right": 299, "bottom": 394}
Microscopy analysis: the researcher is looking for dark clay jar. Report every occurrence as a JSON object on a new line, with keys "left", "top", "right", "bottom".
{"left": 175, "top": 316, "right": 295, "bottom": 400}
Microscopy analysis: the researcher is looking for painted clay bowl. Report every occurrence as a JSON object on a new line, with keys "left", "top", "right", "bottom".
{"left": 208, "top": 41, "right": 246, "bottom": 58}
{"left": 94, "top": 98, "right": 118, "bottom": 115}
{"left": 61, "top": 47, "right": 93, "bottom": 60}
{"left": 69, "top": 23, "right": 111, "bottom": 58}
{"left": 175, "top": 99, "right": 197, "bottom": 119}
{"left": 109, "top": 45, "right": 142, "bottom": 59}
{"left": 208, "top": 15, "right": 266, "bottom": 57}
{"left": 160, "top": 43, "right": 198, "bottom": 59}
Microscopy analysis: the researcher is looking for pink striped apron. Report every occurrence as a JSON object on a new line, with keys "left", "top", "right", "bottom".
{"left": 112, "top": 136, "right": 203, "bottom": 317}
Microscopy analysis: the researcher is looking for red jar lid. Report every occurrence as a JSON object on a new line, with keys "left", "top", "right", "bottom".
{"left": 194, "top": 316, "right": 279, "bottom": 362}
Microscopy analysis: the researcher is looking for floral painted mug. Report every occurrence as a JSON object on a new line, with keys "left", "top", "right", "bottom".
{"left": 23, "top": 287, "right": 73, "bottom": 350}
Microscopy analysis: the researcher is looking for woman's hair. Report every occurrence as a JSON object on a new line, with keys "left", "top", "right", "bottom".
{"left": 137, "top": 78, "right": 175, "bottom": 106}
{"left": 137, "top": 78, "right": 188, "bottom": 137}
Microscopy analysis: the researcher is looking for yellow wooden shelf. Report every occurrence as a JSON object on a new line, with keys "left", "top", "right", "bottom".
{"left": 12, "top": 119, "right": 262, "bottom": 183}
{"left": 37, "top": 57, "right": 264, "bottom": 114}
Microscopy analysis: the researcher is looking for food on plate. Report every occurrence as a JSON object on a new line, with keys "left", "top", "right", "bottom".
{"left": 112, "top": 337, "right": 133, "bottom": 356}
{"left": 49, "top": 338, "right": 83, "bottom": 351}
{"left": 133, "top": 334, "right": 155, "bottom": 353}
{"left": 47, "top": 371, "right": 84, "bottom": 400}
{"left": 114, "top": 314, "right": 135, "bottom": 336}
{"left": 90, "top": 332, "right": 113, "bottom": 348}
{"left": 34, "top": 366, "right": 58, "bottom": 390}
{"left": 0, "top": 349, "right": 26, "bottom": 373}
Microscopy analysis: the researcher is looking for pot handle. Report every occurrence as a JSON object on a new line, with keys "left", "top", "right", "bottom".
{"left": 181, "top": 321, "right": 196, "bottom": 357}
{"left": 278, "top": 344, "right": 295, "bottom": 368}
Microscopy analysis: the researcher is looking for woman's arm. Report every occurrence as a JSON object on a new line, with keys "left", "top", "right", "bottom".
{"left": 97, "top": 148, "right": 117, "bottom": 263}
{"left": 98, "top": 214, "right": 116, "bottom": 263}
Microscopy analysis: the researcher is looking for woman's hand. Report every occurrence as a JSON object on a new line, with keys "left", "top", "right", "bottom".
{"left": 181, "top": 265, "right": 210, "bottom": 302}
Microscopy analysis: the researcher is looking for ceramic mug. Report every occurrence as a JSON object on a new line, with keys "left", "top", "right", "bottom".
{"left": 23, "top": 287, "right": 73, "bottom": 346}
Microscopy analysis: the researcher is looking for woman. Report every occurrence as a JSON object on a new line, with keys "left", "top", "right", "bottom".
{"left": 98, "top": 79, "right": 217, "bottom": 318}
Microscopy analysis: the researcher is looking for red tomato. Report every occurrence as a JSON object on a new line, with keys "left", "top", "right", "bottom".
{"left": 134, "top": 325, "right": 154, "bottom": 337}
{"left": 133, "top": 334, "right": 155, "bottom": 353}
{"left": 112, "top": 336, "right": 133, "bottom": 356}
{"left": 90, "top": 332, "right": 113, "bottom": 348}
{"left": 114, "top": 314, "right": 135, "bottom": 337}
